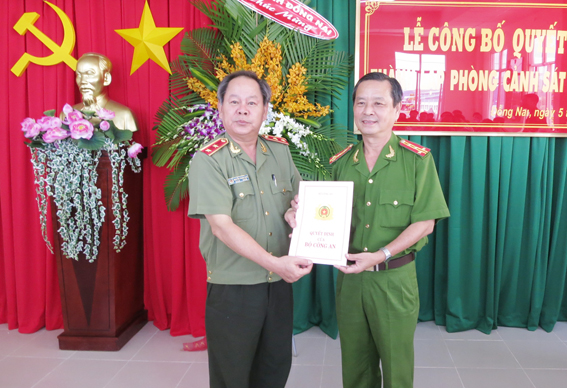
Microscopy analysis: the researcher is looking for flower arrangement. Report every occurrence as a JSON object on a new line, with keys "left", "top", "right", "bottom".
{"left": 22, "top": 105, "right": 143, "bottom": 262}
{"left": 153, "top": 0, "right": 354, "bottom": 211}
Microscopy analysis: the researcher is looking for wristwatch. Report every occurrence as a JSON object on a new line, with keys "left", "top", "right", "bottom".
{"left": 379, "top": 247, "right": 392, "bottom": 263}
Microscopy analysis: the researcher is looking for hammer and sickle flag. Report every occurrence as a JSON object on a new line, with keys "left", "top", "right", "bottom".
{"left": 11, "top": 1, "right": 77, "bottom": 76}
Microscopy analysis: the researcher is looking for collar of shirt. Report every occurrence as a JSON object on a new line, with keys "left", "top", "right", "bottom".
{"left": 224, "top": 133, "right": 270, "bottom": 169}
{"left": 352, "top": 132, "right": 400, "bottom": 176}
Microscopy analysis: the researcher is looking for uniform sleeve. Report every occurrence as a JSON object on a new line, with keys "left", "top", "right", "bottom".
{"left": 411, "top": 153, "right": 450, "bottom": 223}
{"left": 187, "top": 151, "right": 233, "bottom": 219}
{"left": 289, "top": 150, "right": 302, "bottom": 196}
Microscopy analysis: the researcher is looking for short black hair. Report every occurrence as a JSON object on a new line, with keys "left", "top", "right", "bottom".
{"left": 217, "top": 70, "right": 272, "bottom": 105}
{"left": 352, "top": 72, "right": 403, "bottom": 107}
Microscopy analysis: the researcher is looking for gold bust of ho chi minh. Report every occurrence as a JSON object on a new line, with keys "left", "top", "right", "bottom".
{"left": 73, "top": 53, "right": 138, "bottom": 132}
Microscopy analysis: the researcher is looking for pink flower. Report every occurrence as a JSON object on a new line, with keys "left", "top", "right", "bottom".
{"left": 97, "top": 108, "right": 115, "bottom": 120}
{"left": 43, "top": 127, "right": 70, "bottom": 143}
{"left": 66, "top": 110, "right": 84, "bottom": 123}
{"left": 127, "top": 143, "right": 143, "bottom": 158}
{"left": 37, "top": 116, "right": 62, "bottom": 132}
{"left": 21, "top": 117, "right": 35, "bottom": 130}
{"left": 69, "top": 119, "right": 94, "bottom": 140}
{"left": 62, "top": 104, "right": 73, "bottom": 115}
{"left": 99, "top": 121, "right": 110, "bottom": 131}
{"left": 21, "top": 118, "right": 41, "bottom": 138}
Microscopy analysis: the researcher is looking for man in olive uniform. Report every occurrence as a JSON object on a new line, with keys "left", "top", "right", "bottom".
{"left": 188, "top": 70, "right": 313, "bottom": 388}
{"left": 331, "top": 72, "right": 450, "bottom": 388}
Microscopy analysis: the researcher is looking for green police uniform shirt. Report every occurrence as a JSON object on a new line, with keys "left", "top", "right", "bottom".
{"left": 188, "top": 133, "right": 300, "bottom": 285}
{"left": 332, "top": 133, "right": 450, "bottom": 257}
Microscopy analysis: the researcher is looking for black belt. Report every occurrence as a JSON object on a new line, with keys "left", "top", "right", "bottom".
{"left": 365, "top": 252, "right": 415, "bottom": 271}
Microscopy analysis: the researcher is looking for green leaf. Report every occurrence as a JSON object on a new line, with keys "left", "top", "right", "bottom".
{"left": 152, "top": 138, "right": 183, "bottom": 167}
{"left": 78, "top": 131, "right": 106, "bottom": 150}
{"left": 112, "top": 128, "right": 133, "bottom": 144}
{"left": 190, "top": 67, "right": 219, "bottom": 91}
{"left": 27, "top": 140, "right": 45, "bottom": 149}
{"left": 43, "top": 109, "right": 56, "bottom": 117}
{"left": 183, "top": 110, "right": 205, "bottom": 120}
{"left": 164, "top": 154, "right": 193, "bottom": 211}
{"left": 295, "top": 117, "right": 321, "bottom": 129}
{"left": 103, "top": 121, "right": 116, "bottom": 141}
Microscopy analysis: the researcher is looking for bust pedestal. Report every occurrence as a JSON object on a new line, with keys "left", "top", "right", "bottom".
{"left": 52, "top": 153, "right": 146, "bottom": 351}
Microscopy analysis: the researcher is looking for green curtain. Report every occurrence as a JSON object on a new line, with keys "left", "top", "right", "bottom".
{"left": 413, "top": 136, "right": 567, "bottom": 334}
{"left": 292, "top": 1, "right": 567, "bottom": 337}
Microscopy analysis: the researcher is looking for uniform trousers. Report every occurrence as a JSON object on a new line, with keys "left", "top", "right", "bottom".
{"left": 206, "top": 280, "right": 293, "bottom": 388}
{"left": 336, "top": 261, "right": 419, "bottom": 388}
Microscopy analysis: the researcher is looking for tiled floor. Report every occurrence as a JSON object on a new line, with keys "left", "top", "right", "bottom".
{"left": 1, "top": 320, "right": 567, "bottom": 388}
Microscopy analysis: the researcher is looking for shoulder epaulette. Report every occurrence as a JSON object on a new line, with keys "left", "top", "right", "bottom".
{"left": 329, "top": 144, "right": 354, "bottom": 164}
{"left": 399, "top": 139, "right": 430, "bottom": 157}
{"left": 261, "top": 134, "right": 288, "bottom": 145}
{"left": 200, "top": 138, "right": 229, "bottom": 156}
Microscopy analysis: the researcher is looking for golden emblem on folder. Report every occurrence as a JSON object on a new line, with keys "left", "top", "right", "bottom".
{"left": 315, "top": 205, "right": 333, "bottom": 220}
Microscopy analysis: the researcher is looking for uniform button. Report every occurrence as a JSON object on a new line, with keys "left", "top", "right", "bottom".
{"left": 268, "top": 277, "right": 272, "bottom": 281}
{"left": 268, "top": 232, "right": 272, "bottom": 236}
{"left": 265, "top": 211, "right": 269, "bottom": 216}
{"left": 269, "top": 271, "right": 273, "bottom": 275}
{"left": 207, "top": 276, "right": 211, "bottom": 281}
{"left": 363, "top": 247, "right": 368, "bottom": 252}
{"left": 366, "top": 201, "right": 371, "bottom": 206}
{"left": 393, "top": 200, "right": 399, "bottom": 205}
{"left": 282, "top": 188, "right": 286, "bottom": 192}
{"left": 368, "top": 179, "right": 373, "bottom": 183}
{"left": 208, "top": 270, "right": 212, "bottom": 274}
{"left": 239, "top": 193, "right": 244, "bottom": 198}
{"left": 269, "top": 252, "right": 273, "bottom": 255}
{"left": 365, "top": 224, "right": 370, "bottom": 228}
{"left": 260, "top": 190, "right": 264, "bottom": 194}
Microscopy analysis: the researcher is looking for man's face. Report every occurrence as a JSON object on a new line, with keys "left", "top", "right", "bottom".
{"left": 218, "top": 76, "right": 268, "bottom": 140}
{"left": 75, "top": 57, "right": 106, "bottom": 105}
{"left": 353, "top": 80, "right": 401, "bottom": 137}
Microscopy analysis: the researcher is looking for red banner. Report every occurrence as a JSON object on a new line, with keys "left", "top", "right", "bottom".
{"left": 357, "top": 0, "right": 567, "bottom": 136}
{"left": 237, "top": 0, "right": 338, "bottom": 40}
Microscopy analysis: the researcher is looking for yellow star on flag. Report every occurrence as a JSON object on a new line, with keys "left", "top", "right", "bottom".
{"left": 115, "top": 1, "right": 183, "bottom": 75}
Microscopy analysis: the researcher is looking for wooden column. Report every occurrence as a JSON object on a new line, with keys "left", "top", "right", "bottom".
{"left": 52, "top": 153, "right": 147, "bottom": 351}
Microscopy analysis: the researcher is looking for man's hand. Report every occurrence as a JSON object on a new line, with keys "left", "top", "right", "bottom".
{"left": 273, "top": 256, "right": 313, "bottom": 283}
{"left": 284, "top": 195, "right": 300, "bottom": 228}
{"left": 334, "top": 252, "right": 384, "bottom": 274}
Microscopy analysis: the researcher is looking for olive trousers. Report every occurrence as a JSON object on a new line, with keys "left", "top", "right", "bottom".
{"left": 205, "top": 280, "right": 293, "bottom": 388}
{"left": 336, "top": 261, "right": 419, "bottom": 388}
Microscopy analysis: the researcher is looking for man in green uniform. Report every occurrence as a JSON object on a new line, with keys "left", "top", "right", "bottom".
{"left": 332, "top": 72, "right": 450, "bottom": 388}
{"left": 188, "top": 70, "right": 313, "bottom": 388}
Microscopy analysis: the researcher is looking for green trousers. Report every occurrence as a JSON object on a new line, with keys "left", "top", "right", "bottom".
{"left": 336, "top": 261, "right": 419, "bottom": 388}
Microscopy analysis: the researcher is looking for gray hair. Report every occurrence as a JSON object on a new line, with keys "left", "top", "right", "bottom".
{"left": 217, "top": 70, "right": 271, "bottom": 105}
{"left": 353, "top": 72, "right": 403, "bottom": 107}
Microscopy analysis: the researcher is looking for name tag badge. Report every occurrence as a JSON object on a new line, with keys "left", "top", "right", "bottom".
{"left": 227, "top": 174, "right": 250, "bottom": 186}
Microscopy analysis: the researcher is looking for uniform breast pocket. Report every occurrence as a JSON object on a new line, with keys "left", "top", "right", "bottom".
{"left": 379, "top": 190, "right": 414, "bottom": 228}
{"left": 271, "top": 181, "right": 293, "bottom": 209}
{"left": 231, "top": 181, "right": 255, "bottom": 222}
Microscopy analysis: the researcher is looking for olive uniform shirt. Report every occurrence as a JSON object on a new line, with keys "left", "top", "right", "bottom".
{"left": 188, "top": 133, "right": 300, "bottom": 285}
{"left": 332, "top": 133, "right": 450, "bottom": 258}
